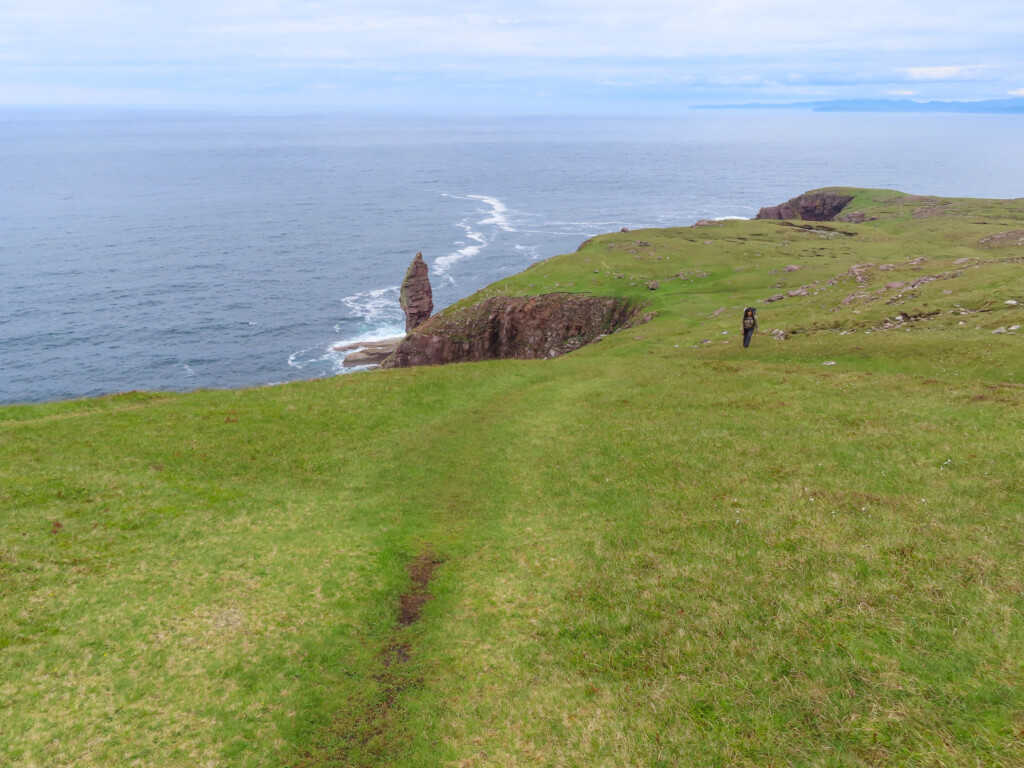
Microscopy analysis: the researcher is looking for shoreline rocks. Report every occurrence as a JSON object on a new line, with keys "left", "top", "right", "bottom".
{"left": 335, "top": 339, "right": 402, "bottom": 368}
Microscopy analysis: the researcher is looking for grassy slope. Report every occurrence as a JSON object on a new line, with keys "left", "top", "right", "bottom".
{"left": 2, "top": 189, "right": 1023, "bottom": 767}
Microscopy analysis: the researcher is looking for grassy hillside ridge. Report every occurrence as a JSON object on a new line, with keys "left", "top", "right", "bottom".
{"left": 2, "top": 189, "right": 1022, "bottom": 767}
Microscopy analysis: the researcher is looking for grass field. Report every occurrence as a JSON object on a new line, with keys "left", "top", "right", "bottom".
{"left": 2, "top": 189, "right": 1023, "bottom": 766}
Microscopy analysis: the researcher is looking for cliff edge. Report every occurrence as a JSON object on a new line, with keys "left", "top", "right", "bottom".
{"left": 382, "top": 293, "right": 641, "bottom": 368}
{"left": 755, "top": 190, "right": 855, "bottom": 221}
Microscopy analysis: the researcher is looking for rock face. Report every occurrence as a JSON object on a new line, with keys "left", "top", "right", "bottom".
{"left": 382, "top": 293, "right": 640, "bottom": 369}
{"left": 399, "top": 252, "right": 433, "bottom": 333}
{"left": 755, "top": 191, "right": 855, "bottom": 221}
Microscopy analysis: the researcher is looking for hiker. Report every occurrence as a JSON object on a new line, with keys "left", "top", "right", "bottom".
{"left": 742, "top": 307, "right": 758, "bottom": 348}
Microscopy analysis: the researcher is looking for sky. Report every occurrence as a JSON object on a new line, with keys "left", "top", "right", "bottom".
{"left": 2, "top": 0, "right": 1023, "bottom": 112}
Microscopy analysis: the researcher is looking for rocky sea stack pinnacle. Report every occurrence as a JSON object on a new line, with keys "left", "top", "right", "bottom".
{"left": 399, "top": 251, "right": 433, "bottom": 333}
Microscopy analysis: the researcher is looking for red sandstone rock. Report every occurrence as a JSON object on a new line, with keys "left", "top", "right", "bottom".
{"left": 382, "top": 293, "right": 640, "bottom": 369}
{"left": 755, "top": 191, "right": 855, "bottom": 221}
{"left": 399, "top": 252, "right": 433, "bottom": 333}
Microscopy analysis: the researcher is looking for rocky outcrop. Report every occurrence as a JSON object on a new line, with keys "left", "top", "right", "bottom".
{"left": 336, "top": 339, "right": 402, "bottom": 368}
{"left": 382, "top": 293, "right": 641, "bottom": 369}
{"left": 979, "top": 230, "right": 1024, "bottom": 248}
{"left": 837, "top": 211, "right": 875, "bottom": 224}
{"left": 755, "top": 191, "right": 855, "bottom": 221}
{"left": 399, "top": 252, "right": 433, "bottom": 333}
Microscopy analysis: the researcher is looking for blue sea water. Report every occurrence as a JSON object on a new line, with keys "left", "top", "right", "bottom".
{"left": 2, "top": 109, "right": 1022, "bottom": 405}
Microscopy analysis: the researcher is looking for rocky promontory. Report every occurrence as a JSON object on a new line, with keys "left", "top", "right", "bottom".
{"left": 382, "top": 293, "right": 641, "bottom": 369}
{"left": 755, "top": 190, "right": 855, "bottom": 221}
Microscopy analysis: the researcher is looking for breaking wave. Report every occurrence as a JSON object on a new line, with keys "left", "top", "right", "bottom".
{"left": 434, "top": 194, "right": 518, "bottom": 280}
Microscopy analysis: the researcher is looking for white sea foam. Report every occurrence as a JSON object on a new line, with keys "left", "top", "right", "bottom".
{"left": 332, "top": 324, "right": 406, "bottom": 345}
{"left": 434, "top": 193, "right": 517, "bottom": 279}
{"left": 520, "top": 219, "right": 622, "bottom": 237}
{"left": 433, "top": 224, "right": 486, "bottom": 278}
{"left": 340, "top": 285, "right": 403, "bottom": 324}
{"left": 514, "top": 244, "right": 541, "bottom": 260}
{"left": 288, "top": 319, "right": 405, "bottom": 375}
{"left": 287, "top": 342, "right": 350, "bottom": 375}
{"left": 285, "top": 283, "right": 406, "bottom": 376}
{"left": 466, "top": 194, "right": 515, "bottom": 233}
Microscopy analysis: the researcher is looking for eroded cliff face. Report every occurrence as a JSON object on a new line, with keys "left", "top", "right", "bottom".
{"left": 382, "top": 293, "right": 641, "bottom": 369}
{"left": 755, "top": 191, "right": 855, "bottom": 221}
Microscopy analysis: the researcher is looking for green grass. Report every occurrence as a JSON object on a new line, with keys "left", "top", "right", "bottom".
{"left": 2, "top": 189, "right": 1023, "bottom": 766}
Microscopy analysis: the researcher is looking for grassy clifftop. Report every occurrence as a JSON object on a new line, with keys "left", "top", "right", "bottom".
{"left": 2, "top": 190, "right": 1023, "bottom": 767}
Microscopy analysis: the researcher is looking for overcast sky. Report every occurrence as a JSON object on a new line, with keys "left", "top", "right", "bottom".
{"left": 2, "top": 0, "right": 1023, "bottom": 111}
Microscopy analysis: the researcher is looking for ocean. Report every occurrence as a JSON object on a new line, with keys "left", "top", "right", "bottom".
{"left": 2, "top": 110, "right": 1022, "bottom": 405}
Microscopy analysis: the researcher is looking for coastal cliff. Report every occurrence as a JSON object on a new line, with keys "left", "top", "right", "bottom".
{"left": 755, "top": 190, "right": 855, "bottom": 221}
{"left": 382, "top": 293, "right": 641, "bottom": 368}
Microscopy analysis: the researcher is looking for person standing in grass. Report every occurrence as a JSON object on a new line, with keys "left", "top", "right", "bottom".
{"left": 742, "top": 307, "right": 758, "bottom": 348}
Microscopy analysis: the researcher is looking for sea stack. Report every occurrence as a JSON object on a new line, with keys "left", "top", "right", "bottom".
{"left": 399, "top": 251, "right": 433, "bottom": 333}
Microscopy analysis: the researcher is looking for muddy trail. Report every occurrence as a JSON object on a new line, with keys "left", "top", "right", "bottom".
{"left": 297, "top": 552, "right": 444, "bottom": 767}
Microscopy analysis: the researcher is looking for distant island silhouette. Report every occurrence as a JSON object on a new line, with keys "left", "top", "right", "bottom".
{"left": 693, "top": 97, "right": 1024, "bottom": 114}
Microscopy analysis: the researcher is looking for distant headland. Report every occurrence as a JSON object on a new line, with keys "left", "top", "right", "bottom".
{"left": 693, "top": 97, "right": 1024, "bottom": 114}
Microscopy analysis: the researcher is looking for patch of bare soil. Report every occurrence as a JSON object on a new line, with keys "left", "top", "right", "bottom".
{"left": 296, "top": 551, "right": 444, "bottom": 767}
{"left": 398, "top": 553, "right": 443, "bottom": 626}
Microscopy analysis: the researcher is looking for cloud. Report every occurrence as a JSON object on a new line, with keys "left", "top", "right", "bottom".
{"left": 1009, "top": 87, "right": 1024, "bottom": 96}
{"left": 2, "top": 0, "right": 1024, "bottom": 108}
{"left": 905, "top": 65, "right": 989, "bottom": 81}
